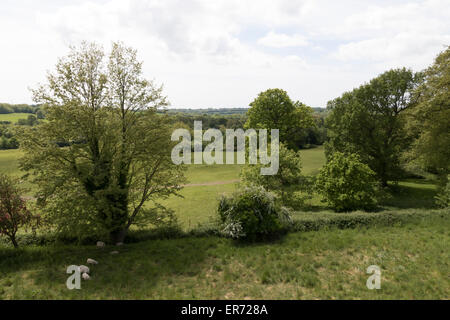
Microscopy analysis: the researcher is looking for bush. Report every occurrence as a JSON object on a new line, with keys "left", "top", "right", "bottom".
{"left": 315, "top": 152, "right": 380, "bottom": 212}
{"left": 0, "top": 174, "right": 40, "bottom": 248}
{"left": 217, "top": 186, "right": 292, "bottom": 241}
{"left": 435, "top": 175, "right": 450, "bottom": 208}
{"left": 291, "top": 209, "right": 448, "bottom": 232}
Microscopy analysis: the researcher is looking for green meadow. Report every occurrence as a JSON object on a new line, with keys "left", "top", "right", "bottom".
{"left": 0, "top": 113, "right": 32, "bottom": 123}
{"left": 0, "top": 145, "right": 448, "bottom": 299}
{"left": 0, "top": 147, "right": 327, "bottom": 229}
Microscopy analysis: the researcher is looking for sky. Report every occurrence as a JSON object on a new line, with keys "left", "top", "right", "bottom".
{"left": 0, "top": 0, "right": 449, "bottom": 108}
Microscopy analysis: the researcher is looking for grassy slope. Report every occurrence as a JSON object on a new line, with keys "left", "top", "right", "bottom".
{"left": 0, "top": 146, "right": 447, "bottom": 299}
{"left": 0, "top": 214, "right": 448, "bottom": 299}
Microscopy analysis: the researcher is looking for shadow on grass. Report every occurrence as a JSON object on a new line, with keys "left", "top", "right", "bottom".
{"left": 381, "top": 180, "right": 438, "bottom": 209}
{"left": 0, "top": 236, "right": 220, "bottom": 298}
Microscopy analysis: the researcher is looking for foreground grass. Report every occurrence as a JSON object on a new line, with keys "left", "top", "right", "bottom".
{"left": 1, "top": 213, "right": 448, "bottom": 299}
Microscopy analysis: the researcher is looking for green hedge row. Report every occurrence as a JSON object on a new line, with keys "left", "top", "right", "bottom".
{"left": 290, "top": 209, "right": 449, "bottom": 232}
{"left": 1, "top": 209, "right": 448, "bottom": 247}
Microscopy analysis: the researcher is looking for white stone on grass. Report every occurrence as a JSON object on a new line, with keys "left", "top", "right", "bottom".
{"left": 116, "top": 242, "right": 124, "bottom": 246}
{"left": 96, "top": 241, "right": 105, "bottom": 248}
{"left": 87, "top": 258, "right": 98, "bottom": 265}
{"left": 110, "top": 251, "right": 119, "bottom": 255}
{"left": 82, "top": 273, "right": 90, "bottom": 280}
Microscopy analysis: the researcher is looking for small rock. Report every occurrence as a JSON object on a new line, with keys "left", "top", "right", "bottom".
{"left": 96, "top": 241, "right": 105, "bottom": 248}
{"left": 116, "top": 242, "right": 124, "bottom": 246}
{"left": 110, "top": 251, "right": 119, "bottom": 255}
{"left": 78, "top": 265, "right": 90, "bottom": 274}
{"left": 87, "top": 258, "right": 98, "bottom": 265}
{"left": 82, "top": 273, "right": 90, "bottom": 280}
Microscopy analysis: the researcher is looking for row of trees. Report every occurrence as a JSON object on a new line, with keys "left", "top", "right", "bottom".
{"left": 1, "top": 43, "right": 448, "bottom": 246}
{"left": 235, "top": 46, "right": 449, "bottom": 215}
{"left": 0, "top": 103, "right": 41, "bottom": 114}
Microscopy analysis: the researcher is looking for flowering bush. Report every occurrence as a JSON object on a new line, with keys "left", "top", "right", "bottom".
{"left": 217, "top": 186, "right": 292, "bottom": 241}
{"left": 0, "top": 174, "right": 39, "bottom": 248}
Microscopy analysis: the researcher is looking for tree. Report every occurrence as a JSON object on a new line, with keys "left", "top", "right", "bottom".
{"left": 245, "top": 89, "right": 315, "bottom": 148}
{"left": 404, "top": 46, "right": 450, "bottom": 184}
{"left": 325, "top": 68, "right": 421, "bottom": 186}
{"left": 0, "top": 174, "right": 38, "bottom": 248}
{"left": 240, "top": 143, "right": 306, "bottom": 206}
{"left": 315, "top": 152, "right": 379, "bottom": 212}
{"left": 18, "top": 42, "right": 186, "bottom": 243}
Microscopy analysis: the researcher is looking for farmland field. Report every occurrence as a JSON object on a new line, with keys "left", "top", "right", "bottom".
{"left": 0, "top": 113, "right": 33, "bottom": 123}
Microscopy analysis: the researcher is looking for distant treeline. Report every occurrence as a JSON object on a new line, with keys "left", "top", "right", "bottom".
{"left": 165, "top": 107, "right": 326, "bottom": 116}
{"left": 0, "top": 103, "right": 41, "bottom": 114}
{"left": 166, "top": 108, "right": 327, "bottom": 149}
{"left": 0, "top": 104, "right": 327, "bottom": 150}
{"left": 164, "top": 107, "right": 249, "bottom": 115}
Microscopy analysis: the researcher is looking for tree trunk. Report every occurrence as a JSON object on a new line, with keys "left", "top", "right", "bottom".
{"left": 110, "top": 227, "right": 128, "bottom": 244}
{"left": 10, "top": 235, "right": 18, "bottom": 248}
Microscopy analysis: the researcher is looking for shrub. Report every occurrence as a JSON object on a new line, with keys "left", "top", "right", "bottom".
{"left": 291, "top": 209, "right": 448, "bottom": 232}
{"left": 217, "top": 186, "right": 292, "bottom": 241}
{"left": 0, "top": 174, "right": 40, "bottom": 248}
{"left": 240, "top": 143, "right": 309, "bottom": 208}
{"left": 435, "top": 175, "right": 450, "bottom": 208}
{"left": 315, "top": 152, "right": 379, "bottom": 212}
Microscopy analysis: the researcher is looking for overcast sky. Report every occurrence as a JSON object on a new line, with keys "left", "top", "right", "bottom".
{"left": 1, "top": 0, "right": 449, "bottom": 108}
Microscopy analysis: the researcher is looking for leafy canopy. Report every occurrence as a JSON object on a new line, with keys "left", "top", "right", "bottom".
{"left": 245, "top": 88, "right": 315, "bottom": 149}
{"left": 315, "top": 152, "right": 380, "bottom": 212}
{"left": 325, "top": 68, "right": 421, "bottom": 185}
{"left": 18, "top": 42, "right": 186, "bottom": 243}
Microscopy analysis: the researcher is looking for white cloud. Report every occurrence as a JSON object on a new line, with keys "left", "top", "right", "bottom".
{"left": 0, "top": 0, "right": 449, "bottom": 107}
{"left": 258, "top": 31, "right": 309, "bottom": 48}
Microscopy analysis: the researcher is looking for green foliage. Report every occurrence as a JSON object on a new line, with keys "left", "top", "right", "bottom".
{"left": 17, "top": 114, "right": 38, "bottom": 126}
{"left": 0, "top": 126, "right": 18, "bottom": 150}
{"left": 0, "top": 103, "right": 39, "bottom": 114}
{"left": 217, "top": 186, "right": 292, "bottom": 241}
{"left": 0, "top": 174, "right": 39, "bottom": 248}
{"left": 315, "top": 152, "right": 380, "bottom": 212}
{"left": 290, "top": 208, "right": 445, "bottom": 232}
{"left": 240, "top": 143, "right": 308, "bottom": 207}
{"left": 435, "top": 175, "right": 450, "bottom": 209}
{"left": 404, "top": 46, "right": 450, "bottom": 179}
{"left": 18, "top": 42, "right": 186, "bottom": 243}
{"left": 325, "top": 68, "right": 421, "bottom": 185}
{"left": 245, "top": 89, "right": 315, "bottom": 148}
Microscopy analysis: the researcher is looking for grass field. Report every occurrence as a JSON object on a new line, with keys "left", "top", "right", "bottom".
{"left": 0, "top": 213, "right": 448, "bottom": 299}
{"left": 0, "top": 113, "right": 33, "bottom": 123}
{"left": 0, "top": 144, "right": 448, "bottom": 300}
{"left": 0, "top": 147, "right": 327, "bottom": 229}
{"left": 0, "top": 146, "right": 440, "bottom": 229}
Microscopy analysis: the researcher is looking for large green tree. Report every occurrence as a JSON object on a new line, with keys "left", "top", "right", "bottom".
{"left": 18, "top": 42, "right": 185, "bottom": 243}
{"left": 245, "top": 88, "right": 315, "bottom": 149}
{"left": 325, "top": 68, "right": 421, "bottom": 186}
{"left": 405, "top": 46, "right": 450, "bottom": 183}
